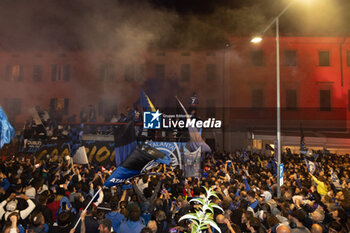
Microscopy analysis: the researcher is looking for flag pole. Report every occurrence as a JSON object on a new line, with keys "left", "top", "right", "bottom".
{"left": 73, "top": 187, "right": 102, "bottom": 230}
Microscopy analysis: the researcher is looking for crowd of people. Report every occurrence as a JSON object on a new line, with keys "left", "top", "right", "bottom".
{"left": 0, "top": 150, "right": 348, "bottom": 233}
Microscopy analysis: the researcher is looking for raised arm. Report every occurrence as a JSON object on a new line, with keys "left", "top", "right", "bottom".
{"left": 19, "top": 195, "right": 35, "bottom": 220}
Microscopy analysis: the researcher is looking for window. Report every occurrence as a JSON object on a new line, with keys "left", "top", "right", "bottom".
{"left": 318, "top": 51, "right": 330, "bottom": 66}
{"left": 99, "top": 64, "right": 115, "bottom": 81}
{"left": 124, "top": 64, "right": 145, "bottom": 82}
{"left": 3, "top": 98, "right": 21, "bottom": 116}
{"left": 253, "top": 140, "right": 262, "bottom": 150}
{"left": 5, "top": 65, "right": 23, "bottom": 81}
{"left": 181, "top": 64, "right": 190, "bottom": 81}
{"left": 286, "top": 89, "right": 298, "bottom": 110}
{"left": 251, "top": 50, "right": 264, "bottom": 66}
{"left": 206, "top": 64, "right": 216, "bottom": 81}
{"left": 319, "top": 90, "right": 331, "bottom": 111}
{"left": 51, "top": 64, "right": 71, "bottom": 81}
{"left": 155, "top": 64, "right": 165, "bottom": 79}
{"left": 347, "top": 51, "right": 350, "bottom": 67}
{"left": 251, "top": 89, "right": 264, "bottom": 108}
{"left": 50, "top": 98, "right": 69, "bottom": 115}
{"left": 206, "top": 99, "right": 216, "bottom": 118}
{"left": 284, "top": 50, "right": 297, "bottom": 66}
{"left": 33, "top": 65, "right": 43, "bottom": 82}
{"left": 124, "top": 64, "right": 135, "bottom": 82}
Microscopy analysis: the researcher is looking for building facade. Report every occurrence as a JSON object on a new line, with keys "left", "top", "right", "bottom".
{"left": 2, "top": 36, "right": 350, "bottom": 151}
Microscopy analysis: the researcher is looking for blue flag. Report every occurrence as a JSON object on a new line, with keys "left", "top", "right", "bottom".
{"left": 304, "top": 158, "right": 316, "bottom": 174}
{"left": 104, "top": 144, "right": 165, "bottom": 187}
{"left": 114, "top": 121, "right": 137, "bottom": 166}
{"left": 68, "top": 123, "right": 84, "bottom": 156}
{"left": 146, "top": 141, "right": 183, "bottom": 169}
{"left": 0, "top": 107, "right": 15, "bottom": 149}
{"left": 241, "top": 149, "right": 249, "bottom": 163}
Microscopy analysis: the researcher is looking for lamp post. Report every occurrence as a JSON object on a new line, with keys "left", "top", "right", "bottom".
{"left": 251, "top": 0, "right": 295, "bottom": 198}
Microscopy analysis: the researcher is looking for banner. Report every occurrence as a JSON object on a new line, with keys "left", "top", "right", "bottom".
{"left": 145, "top": 141, "right": 183, "bottom": 169}
{"left": 183, "top": 147, "right": 201, "bottom": 178}
{"left": 20, "top": 139, "right": 116, "bottom": 167}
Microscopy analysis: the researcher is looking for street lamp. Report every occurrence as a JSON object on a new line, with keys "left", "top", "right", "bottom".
{"left": 251, "top": 0, "right": 295, "bottom": 198}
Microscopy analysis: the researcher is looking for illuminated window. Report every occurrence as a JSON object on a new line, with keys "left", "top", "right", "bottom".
{"left": 284, "top": 50, "right": 297, "bottom": 66}
{"left": 181, "top": 64, "right": 190, "bottom": 81}
{"left": 319, "top": 90, "right": 331, "bottom": 111}
{"left": 206, "top": 64, "right": 216, "bottom": 81}
{"left": 318, "top": 51, "right": 330, "bottom": 66}
{"left": 50, "top": 98, "right": 69, "bottom": 115}
{"left": 52, "top": 64, "right": 71, "bottom": 81}
{"left": 253, "top": 140, "right": 262, "bottom": 150}
{"left": 99, "top": 64, "right": 115, "bottom": 82}
{"left": 251, "top": 50, "right": 264, "bottom": 66}
{"left": 5, "top": 65, "right": 23, "bottom": 81}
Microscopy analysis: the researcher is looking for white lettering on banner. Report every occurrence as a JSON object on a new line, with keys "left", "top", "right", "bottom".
{"left": 109, "top": 178, "right": 127, "bottom": 184}
{"left": 26, "top": 140, "right": 42, "bottom": 148}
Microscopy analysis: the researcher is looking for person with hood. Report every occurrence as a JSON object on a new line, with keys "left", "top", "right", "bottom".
{"left": 105, "top": 195, "right": 126, "bottom": 232}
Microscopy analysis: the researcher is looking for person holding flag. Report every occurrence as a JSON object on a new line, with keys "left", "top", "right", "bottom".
{"left": 309, "top": 173, "right": 328, "bottom": 196}
{"left": 72, "top": 143, "right": 167, "bottom": 231}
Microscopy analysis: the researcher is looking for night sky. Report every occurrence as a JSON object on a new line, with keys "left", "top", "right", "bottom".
{"left": 0, "top": 0, "right": 349, "bottom": 50}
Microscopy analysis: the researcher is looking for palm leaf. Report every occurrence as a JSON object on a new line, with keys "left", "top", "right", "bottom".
{"left": 203, "top": 219, "right": 222, "bottom": 233}
{"left": 179, "top": 213, "right": 199, "bottom": 223}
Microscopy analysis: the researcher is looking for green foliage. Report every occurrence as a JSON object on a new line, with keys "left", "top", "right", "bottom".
{"left": 179, "top": 187, "right": 223, "bottom": 233}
